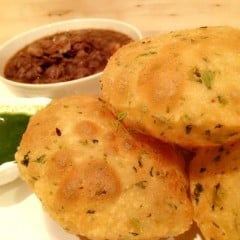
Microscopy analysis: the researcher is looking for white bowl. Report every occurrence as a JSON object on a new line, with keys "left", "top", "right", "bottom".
{"left": 0, "top": 18, "right": 142, "bottom": 98}
{"left": 0, "top": 97, "right": 51, "bottom": 185}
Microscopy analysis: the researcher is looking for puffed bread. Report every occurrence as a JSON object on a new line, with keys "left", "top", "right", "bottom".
{"left": 101, "top": 26, "right": 240, "bottom": 147}
{"left": 190, "top": 142, "right": 240, "bottom": 239}
{"left": 16, "top": 95, "right": 193, "bottom": 240}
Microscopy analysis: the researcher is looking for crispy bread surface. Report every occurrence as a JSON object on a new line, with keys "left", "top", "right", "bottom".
{"left": 101, "top": 26, "right": 240, "bottom": 147}
{"left": 190, "top": 142, "right": 240, "bottom": 239}
{"left": 16, "top": 95, "right": 193, "bottom": 240}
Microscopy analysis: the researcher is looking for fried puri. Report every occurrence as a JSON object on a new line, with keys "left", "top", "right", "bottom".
{"left": 190, "top": 142, "right": 240, "bottom": 240}
{"left": 101, "top": 26, "right": 240, "bottom": 148}
{"left": 15, "top": 95, "right": 193, "bottom": 240}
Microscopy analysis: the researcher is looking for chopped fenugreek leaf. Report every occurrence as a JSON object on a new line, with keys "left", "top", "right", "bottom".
{"left": 180, "top": 114, "right": 191, "bottom": 122}
{"left": 95, "top": 189, "right": 107, "bottom": 196}
{"left": 189, "top": 67, "right": 216, "bottom": 89}
{"left": 212, "top": 221, "right": 220, "bottom": 229}
{"left": 21, "top": 151, "right": 30, "bottom": 167}
{"left": 201, "top": 69, "right": 215, "bottom": 89}
{"left": 204, "top": 129, "right": 211, "bottom": 138}
{"left": 215, "top": 124, "right": 223, "bottom": 128}
{"left": 189, "top": 67, "right": 201, "bottom": 82}
{"left": 79, "top": 139, "right": 88, "bottom": 145}
{"left": 130, "top": 218, "right": 142, "bottom": 231}
{"left": 137, "top": 51, "right": 157, "bottom": 57}
{"left": 193, "top": 183, "right": 203, "bottom": 204}
{"left": 86, "top": 209, "right": 95, "bottom": 214}
{"left": 138, "top": 157, "right": 143, "bottom": 168}
{"left": 129, "top": 232, "right": 139, "bottom": 236}
{"left": 114, "top": 112, "right": 127, "bottom": 131}
{"left": 118, "top": 112, "right": 127, "bottom": 121}
{"left": 34, "top": 154, "right": 46, "bottom": 164}
{"left": 135, "top": 180, "right": 148, "bottom": 189}
{"left": 167, "top": 202, "right": 178, "bottom": 210}
{"left": 217, "top": 95, "right": 228, "bottom": 105}
{"left": 212, "top": 183, "right": 224, "bottom": 210}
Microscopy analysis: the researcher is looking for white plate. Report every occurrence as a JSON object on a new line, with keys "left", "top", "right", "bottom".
{"left": 0, "top": 178, "right": 78, "bottom": 240}
{"left": 0, "top": 179, "right": 203, "bottom": 240}
{"left": 0, "top": 178, "right": 203, "bottom": 240}
{"left": 0, "top": 97, "right": 51, "bottom": 185}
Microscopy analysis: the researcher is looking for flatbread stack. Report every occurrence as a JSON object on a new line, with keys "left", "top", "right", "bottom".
{"left": 16, "top": 26, "right": 240, "bottom": 240}
{"left": 101, "top": 26, "right": 240, "bottom": 240}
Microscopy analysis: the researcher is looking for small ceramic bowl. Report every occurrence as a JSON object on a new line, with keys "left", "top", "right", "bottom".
{"left": 0, "top": 18, "right": 142, "bottom": 98}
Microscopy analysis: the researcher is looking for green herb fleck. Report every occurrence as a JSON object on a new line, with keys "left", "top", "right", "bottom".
{"left": 212, "top": 183, "right": 224, "bottom": 211}
{"left": 180, "top": 114, "right": 191, "bottom": 122}
{"left": 217, "top": 95, "right": 228, "bottom": 105}
{"left": 129, "top": 232, "right": 139, "bottom": 236}
{"left": 193, "top": 183, "right": 203, "bottom": 204}
{"left": 21, "top": 151, "right": 30, "bottom": 167}
{"left": 31, "top": 176, "right": 40, "bottom": 181}
{"left": 79, "top": 139, "right": 88, "bottom": 145}
{"left": 117, "top": 112, "right": 127, "bottom": 121}
{"left": 212, "top": 221, "right": 220, "bottom": 229}
{"left": 189, "top": 67, "right": 201, "bottom": 82}
{"left": 138, "top": 156, "right": 143, "bottom": 168}
{"left": 189, "top": 67, "right": 216, "bottom": 89}
{"left": 215, "top": 124, "right": 223, "bottom": 128}
{"left": 95, "top": 189, "right": 107, "bottom": 196}
{"left": 86, "top": 209, "right": 95, "bottom": 214}
{"left": 201, "top": 69, "right": 215, "bottom": 89}
{"left": 202, "top": 57, "right": 209, "bottom": 62}
{"left": 130, "top": 218, "right": 142, "bottom": 232}
{"left": 167, "top": 202, "right": 178, "bottom": 210}
{"left": 114, "top": 112, "right": 127, "bottom": 131}
{"left": 34, "top": 154, "right": 46, "bottom": 164}
{"left": 137, "top": 51, "right": 157, "bottom": 57}
{"left": 135, "top": 180, "right": 148, "bottom": 189}
{"left": 204, "top": 129, "right": 211, "bottom": 138}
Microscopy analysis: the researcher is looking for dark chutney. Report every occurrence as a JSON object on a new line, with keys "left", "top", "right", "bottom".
{"left": 4, "top": 29, "right": 133, "bottom": 84}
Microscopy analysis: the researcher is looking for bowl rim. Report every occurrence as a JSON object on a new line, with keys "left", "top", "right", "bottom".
{"left": 0, "top": 18, "right": 142, "bottom": 88}
{"left": 0, "top": 71, "right": 103, "bottom": 89}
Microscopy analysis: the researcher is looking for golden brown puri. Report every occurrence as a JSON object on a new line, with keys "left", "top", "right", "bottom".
{"left": 101, "top": 26, "right": 240, "bottom": 148}
{"left": 16, "top": 95, "right": 193, "bottom": 240}
{"left": 189, "top": 142, "right": 240, "bottom": 240}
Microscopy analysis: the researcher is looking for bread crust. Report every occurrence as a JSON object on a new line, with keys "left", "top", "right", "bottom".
{"left": 16, "top": 95, "right": 193, "bottom": 240}
{"left": 190, "top": 141, "right": 240, "bottom": 239}
{"left": 101, "top": 26, "right": 240, "bottom": 147}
